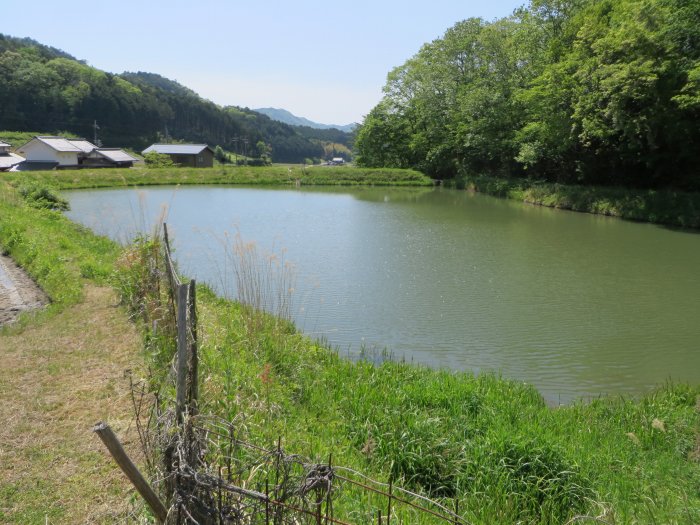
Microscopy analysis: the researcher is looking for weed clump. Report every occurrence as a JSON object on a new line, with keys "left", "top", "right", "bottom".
{"left": 481, "top": 438, "right": 594, "bottom": 520}
{"left": 17, "top": 181, "right": 69, "bottom": 211}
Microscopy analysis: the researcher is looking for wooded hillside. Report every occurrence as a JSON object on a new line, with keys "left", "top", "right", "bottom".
{"left": 355, "top": 0, "right": 700, "bottom": 190}
{"left": 0, "top": 35, "right": 351, "bottom": 163}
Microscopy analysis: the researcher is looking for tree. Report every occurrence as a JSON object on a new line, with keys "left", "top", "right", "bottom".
{"left": 144, "top": 151, "right": 175, "bottom": 168}
{"left": 214, "top": 145, "right": 227, "bottom": 163}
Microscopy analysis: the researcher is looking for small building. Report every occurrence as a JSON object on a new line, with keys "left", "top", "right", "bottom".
{"left": 142, "top": 144, "right": 215, "bottom": 168}
{"left": 83, "top": 148, "right": 139, "bottom": 168}
{"left": 0, "top": 141, "right": 25, "bottom": 172}
{"left": 17, "top": 136, "right": 88, "bottom": 168}
{"left": 331, "top": 157, "right": 345, "bottom": 165}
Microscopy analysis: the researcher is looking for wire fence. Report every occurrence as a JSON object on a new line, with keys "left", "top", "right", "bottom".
{"left": 96, "top": 223, "right": 468, "bottom": 524}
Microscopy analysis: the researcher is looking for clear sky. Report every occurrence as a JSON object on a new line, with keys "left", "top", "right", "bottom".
{"left": 3, "top": 0, "right": 526, "bottom": 126}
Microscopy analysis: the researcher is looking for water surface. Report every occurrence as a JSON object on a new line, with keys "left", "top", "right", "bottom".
{"left": 65, "top": 185, "right": 700, "bottom": 403}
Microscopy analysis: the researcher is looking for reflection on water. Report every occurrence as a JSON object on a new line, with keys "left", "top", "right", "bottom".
{"left": 65, "top": 185, "right": 700, "bottom": 403}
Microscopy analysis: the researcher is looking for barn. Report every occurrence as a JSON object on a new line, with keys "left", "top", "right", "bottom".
{"left": 142, "top": 144, "right": 215, "bottom": 168}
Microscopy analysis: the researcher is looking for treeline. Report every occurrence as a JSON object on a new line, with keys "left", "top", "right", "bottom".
{"left": 355, "top": 0, "right": 700, "bottom": 190}
{"left": 0, "top": 34, "right": 350, "bottom": 163}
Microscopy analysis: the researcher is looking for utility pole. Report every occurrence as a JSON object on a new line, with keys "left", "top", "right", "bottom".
{"left": 93, "top": 120, "right": 101, "bottom": 146}
{"left": 232, "top": 136, "right": 239, "bottom": 164}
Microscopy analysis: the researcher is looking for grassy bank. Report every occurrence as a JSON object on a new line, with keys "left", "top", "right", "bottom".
{"left": 2, "top": 177, "right": 699, "bottom": 523}
{"left": 1, "top": 165, "right": 433, "bottom": 191}
{"left": 461, "top": 175, "right": 700, "bottom": 229}
{"left": 123, "top": 231, "right": 700, "bottom": 523}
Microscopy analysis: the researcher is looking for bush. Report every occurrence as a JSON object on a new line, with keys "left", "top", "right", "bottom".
{"left": 144, "top": 151, "right": 176, "bottom": 168}
{"left": 18, "top": 182, "right": 69, "bottom": 211}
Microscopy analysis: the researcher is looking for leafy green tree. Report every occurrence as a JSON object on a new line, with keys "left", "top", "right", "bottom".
{"left": 144, "top": 151, "right": 175, "bottom": 168}
{"left": 355, "top": 0, "right": 700, "bottom": 189}
{"left": 214, "top": 145, "right": 227, "bottom": 163}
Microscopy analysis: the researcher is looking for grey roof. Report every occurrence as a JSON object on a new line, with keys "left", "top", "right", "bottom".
{"left": 34, "top": 136, "right": 83, "bottom": 152}
{"left": 0, "top": 152, "right": 25, "bottom": 170}
{"left": 21, "top": 136, "right": 97, "bottom": 153}
{"left": 13, "top": 161, "right": 58, "bottom": 171}
{"left": 69, "top": 139, "right": 97, "bottom": 153}
{"left": 142, "top": 144, "right": 212, "bottom": 155}
{"left": 94, "top": 148, "right": 138, "bottom": 163}
{"left": 0, "top": 141, "right": 10, "bottom": 148}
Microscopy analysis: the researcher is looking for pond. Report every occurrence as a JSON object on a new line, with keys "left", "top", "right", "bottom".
{"left": 64, "top": 185, "right": 700, "bottom": 403}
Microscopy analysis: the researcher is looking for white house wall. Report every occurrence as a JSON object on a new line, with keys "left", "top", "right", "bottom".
{"left": 19, "top": 141, "right": 79, "bottom": 165}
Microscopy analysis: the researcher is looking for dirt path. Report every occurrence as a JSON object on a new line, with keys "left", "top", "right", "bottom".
{"left": 0, "top": 254, "right": 49, "bottom": 326}
{"left": 0, "top": 285, "right": 144, "bottom": 523}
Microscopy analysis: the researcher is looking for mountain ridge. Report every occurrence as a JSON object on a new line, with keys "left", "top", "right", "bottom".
{"left": 254, "top": 107, "right": 356, "bottom": 133}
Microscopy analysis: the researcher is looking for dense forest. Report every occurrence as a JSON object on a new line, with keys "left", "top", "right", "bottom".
{"left": 355, "top": 0, "right": 700, "bottom": 190}
{"left": 0, "top": 35, "right": 353, "bottom": 163}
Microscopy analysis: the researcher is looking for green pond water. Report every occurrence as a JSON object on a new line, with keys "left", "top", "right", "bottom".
{"left": 64, "top": 185, "right": 700, "bottom": 403}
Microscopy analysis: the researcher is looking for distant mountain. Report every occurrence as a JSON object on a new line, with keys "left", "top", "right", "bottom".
{"left": 254, "top": 108, "right": 357, "bottom": 133}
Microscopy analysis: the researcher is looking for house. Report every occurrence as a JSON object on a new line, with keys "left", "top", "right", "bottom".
{"left": 83, "top": 148, "right": 139, "bottom": 168}
{"left": 15, "top": 136, "right": 137, "bottom": 170}
{"left": 0, "top": 141, "right": 25, "bottom": 171}
{"left": 17, "top": 136, "right": 87, "bottom": 169}
{"left": 142, "top": 144, "right": 214, "bottom": 168}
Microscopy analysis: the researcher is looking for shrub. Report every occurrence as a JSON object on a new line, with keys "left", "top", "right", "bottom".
{"left": 18, "top": 182, "right": 69, "bottom": 211}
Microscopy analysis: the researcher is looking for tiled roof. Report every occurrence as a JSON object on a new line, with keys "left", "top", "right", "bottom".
{"left": 35, "top": 136, "right": 83, "bottom": 152}
{"left": 69, "top": 139, "right": 97, "bottom": 153}
{"left": 29, "top": 136, "right": 97, "bottom": 153}
{"left": 142, "top": 144, "right": 211, "bottom": 155}
{"left": 0, "top": 152, "right": 24, "bottom": 170}
{"left": 14, "top": 161, "right": 59, "bottom": 171}
{"left": 94, "top": 148, "right": 138, "bottom": 163}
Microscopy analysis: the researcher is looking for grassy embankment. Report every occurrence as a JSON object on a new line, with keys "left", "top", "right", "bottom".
{"left": 461, "top": 175, "right": 700, "bottom": 229}
{"left": 123, "top": 228, "right": 700, "bottom": 524}
{"left": 1, "top": 165, "right": 434, "bottom": 190}
{"left": 1, "top": 168, "right": 699, "bottom": 523}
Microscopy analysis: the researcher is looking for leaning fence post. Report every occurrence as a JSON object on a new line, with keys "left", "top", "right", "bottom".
{"left": 176, "top": 283, "right": 189, "bottom": 425}
{"left": 387, "top": 477, "right": 393, "bottom": 524}
{"left": 187, "top": 279, "right": 198, "bottom": 415}
{"left": 93, "top": 421, "right": 168, "bottom": 524}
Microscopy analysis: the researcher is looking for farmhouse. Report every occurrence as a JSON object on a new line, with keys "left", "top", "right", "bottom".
{"left": 15, "top": 136, "right": 137, "bottom": 169}
{"left": 17, "top": 136, "right": 83, "bottom": 169}
{"left": 142, "top": 144, "right": 214, "bottom": 168}
{"left": 0, "top": 141, "right": 25, "bottom": 172}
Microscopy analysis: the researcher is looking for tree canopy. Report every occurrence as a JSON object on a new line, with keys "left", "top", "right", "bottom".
{"left": 355, "top": 0, "right": 700, "bottom": 190}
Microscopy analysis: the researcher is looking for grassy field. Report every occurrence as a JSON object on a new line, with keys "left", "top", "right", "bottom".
{"left": 1, "top": 172, "right": 699, "bottom": 523}
{"left": 460, "top": 175, "right": 700, "bottom": 229}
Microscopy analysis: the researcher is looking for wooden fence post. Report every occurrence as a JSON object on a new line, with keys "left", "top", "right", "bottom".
{"left": 93, "top": 421, "right": 168, "bottom": 524}
{"left": 176, "top": 283, "right": 189, "bottom": 425}
{"left": 187, "top": 279, "right": 198, "bottom": 415}
{"left": 387, "top": 477, "right": 393, "bottom": 525}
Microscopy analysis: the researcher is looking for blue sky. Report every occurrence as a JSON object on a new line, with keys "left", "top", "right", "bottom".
{"left": 4, "top": 0, "right": 526, "bottom": 125}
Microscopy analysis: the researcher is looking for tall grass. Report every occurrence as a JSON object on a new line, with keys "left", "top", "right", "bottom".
{"left": 224, "top": 232, "right": 296, "bottom": 327}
